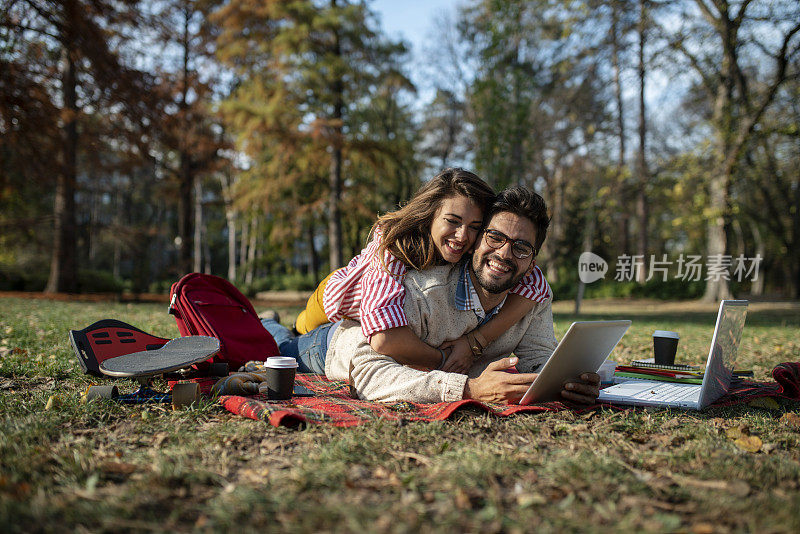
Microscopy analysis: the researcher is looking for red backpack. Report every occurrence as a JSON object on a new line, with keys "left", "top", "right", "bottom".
{"left": 169, "top": 273, "right": 279, "bottom": 370}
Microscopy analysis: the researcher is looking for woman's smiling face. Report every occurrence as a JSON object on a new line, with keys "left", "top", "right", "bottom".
{"left": 429, "top": 195, "right": 484, "bottom": 263}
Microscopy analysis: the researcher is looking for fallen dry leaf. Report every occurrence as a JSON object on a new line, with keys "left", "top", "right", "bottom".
{"left": 0, "top": 481, "right": 31, "bottom": 500}
{"left": 45, "top": 395, "right": 60, "bottom": 410}
{"left": 99, "top": 462, "right": 137, "bottom": 476}
{"left": 725, "top": 427, "right": 744, "bottom": 439}
{"left": 761, "top": 442, "right": 778, "bottom": 454}
{"left": 516, "top": 492, "right": 547, "bottom": 507}
{"left": 152, "top": 432, "right": 168, "bottom": 448}
{"left": 454, "top": 488, "right": 472, "bottom": 510}
{"left": 781, "top": 412, "right": 800, "bottom": 428}
{"left": 691, "top": 522, "right": 715, "bottom": 534}
{"left": 670, "top": 474, "right": 750, "bottom": 496}
{"left": 748, "top": 397, "right": 781, "bottom": 410}
{"left": 734, "top": 435, "right": 762, "bottom": 453}
{"left": 390, "top": 451, "right": 431, "bottom": 466}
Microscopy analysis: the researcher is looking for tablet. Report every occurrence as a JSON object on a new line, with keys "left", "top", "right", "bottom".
{"left": 518, "top": 320, "right": 631, "bottom": 405}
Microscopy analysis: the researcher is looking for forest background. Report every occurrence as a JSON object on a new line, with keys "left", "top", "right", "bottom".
{"left": 1, "top": 0, "right": 799, "bottom": 303}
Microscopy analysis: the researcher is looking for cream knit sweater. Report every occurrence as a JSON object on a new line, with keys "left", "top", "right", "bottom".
{"left": 324, "top": 264, "right": 558, "bottom": 403}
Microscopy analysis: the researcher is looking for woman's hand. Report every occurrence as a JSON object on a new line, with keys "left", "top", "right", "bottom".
{"left": 438, "top": 336, "right": 473, "bottom": 374}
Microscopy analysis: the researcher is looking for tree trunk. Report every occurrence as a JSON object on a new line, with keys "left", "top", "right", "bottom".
{"left": 177, "top": 7, "right": 193, "bottom": 275}
{"left": 245, "top": 217, "right": 258, "bottom": 285}
{"left": 611, "top": 3, "right": 630, "bottom": 258}
{"left": 702, "top": 8, "right": 736, "bottom": 302}
{"left": 510, "top": 37, "right": 524, "bottom": 185}
{"left": 328, "top": 0, "right": 344, "bottom": 270}
{"left": 635, "top": 0, "right": 649, "bottom": 283}
{"left": 543, "top": 166, "right": 564, "bottom": 283}
{"left": 702, "top": 170, "right": 733, "bottom": 301}
{"left": 575, "top": 173, "right": 598, "bottom": 314}
{"left": 307, "top": 222, "right": 319, "bottom": 283}
{"left": 203, "top": 224, "right": 212, "bottom": 275}
{"left": 227, "top": 212, "right": 236, "bottom": 281}
{"left": 239, "top": 217, "right": 249, "bottom": 278}
{"left": 177, "top": 155, "right": 192, "bottom": 274}
{"left": 112, "top": 187, "right": 122, "bottom": 280}
{"left": 329, "top": 145, "right": 343, "bottom": 270}
{"left": 792, "top": 169, "right": 800, "bottom": 298}
{"left": 219, "top": 172, "right": 237, "bottom": 281}
{"left": 46, "top": 43, "right": 78, "bottom": 294}
{"left": 750, "top": 222, "right": 764, "bottom": 296}
{"left": 193, "top": 179, "right": 203, "bottom": 273}
{"left": 87, "top": 170, "right": 98, "bottom": 264}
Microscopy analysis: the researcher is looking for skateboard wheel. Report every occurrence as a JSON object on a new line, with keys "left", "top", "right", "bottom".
{"left": 84, "top": 385, "right": 119, "bottom": 401}
{"left": 171, "top": 382, "right": 199, "bottom": 409}
{"left": 209, "top": 362, "right": 229, "bottom": 377}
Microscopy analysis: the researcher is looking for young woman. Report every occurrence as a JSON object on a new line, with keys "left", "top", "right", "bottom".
{"left": 294, "top": 167, "right": 550, "bottom": 372}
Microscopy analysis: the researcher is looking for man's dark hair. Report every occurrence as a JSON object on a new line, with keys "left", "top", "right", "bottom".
{"left": 487, "top": 186, "right": 550, "bottom": 255}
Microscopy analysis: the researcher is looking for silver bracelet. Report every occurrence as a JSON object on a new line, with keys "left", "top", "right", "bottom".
{"left": 436, "top": 348, "right": 447, "bottom": 370}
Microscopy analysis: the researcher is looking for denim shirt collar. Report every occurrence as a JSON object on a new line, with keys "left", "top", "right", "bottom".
{"left": 454, "top": 261, "right": 506, "bottom": 325}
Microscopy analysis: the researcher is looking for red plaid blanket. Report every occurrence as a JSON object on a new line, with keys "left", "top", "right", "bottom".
{"left": 218, "top": 373, "right": 589, "bottom": 428}
{"left": 218, "top": 362, "right": 800, "bottom": 428}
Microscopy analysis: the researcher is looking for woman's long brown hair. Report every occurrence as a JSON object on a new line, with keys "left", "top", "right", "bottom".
{"left": 372, "top": 168, "right": 495, "bottom": 272}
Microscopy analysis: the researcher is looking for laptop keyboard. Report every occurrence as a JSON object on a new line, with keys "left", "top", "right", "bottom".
{"left": 632, "top": 383, "right": 698, "bottom": 402}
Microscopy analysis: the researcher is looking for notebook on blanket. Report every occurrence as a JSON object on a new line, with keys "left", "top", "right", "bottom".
{"left": 598, "top": 300, "right": 748, "bottom": 410}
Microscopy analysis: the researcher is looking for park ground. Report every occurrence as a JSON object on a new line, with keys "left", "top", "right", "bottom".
{"left": 1, "top": 295, "right": 799, "bottom": 532}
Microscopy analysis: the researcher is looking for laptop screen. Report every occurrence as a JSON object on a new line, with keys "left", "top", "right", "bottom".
{"left": 699, "top": 300, "right": 748, "bottom": 406}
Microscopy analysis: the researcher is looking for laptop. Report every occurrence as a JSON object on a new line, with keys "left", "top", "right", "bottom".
{"left": 598, "top": 300, "right": 748, "bottom": 410}
{"left": 519, "top": 320, "right": 631, "bottom": 405}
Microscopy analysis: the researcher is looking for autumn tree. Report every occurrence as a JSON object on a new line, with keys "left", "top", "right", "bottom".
{"left": 145, "top": 0, "right": 230, "bottom": 276}
{"left": 664, "top": 0, "right": 800, "bottom": 301}
{"left": 0, "top": 0, "right": 155, "bottom": 292}
{"left": 0, "top": 14, "right": 60, "bottom": 276}
{"left": 211, "top": 0, "right": 414, "bottom": 273}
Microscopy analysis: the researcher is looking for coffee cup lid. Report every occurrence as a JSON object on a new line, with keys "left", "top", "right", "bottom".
{"left": 653, "top": 330, "right": 679, "bottom": 339}
{"left": 264, "top": 356, "right": 298, "bottom": 369}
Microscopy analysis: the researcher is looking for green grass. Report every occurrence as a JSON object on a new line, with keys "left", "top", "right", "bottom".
{"left": 1, "top": 297, "right": 799, "bottom": 532}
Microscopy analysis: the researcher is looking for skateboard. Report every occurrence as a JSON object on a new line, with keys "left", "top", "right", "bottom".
{"left": 70, "top": 319, "right": 171, "bottom": 377}
{"left": 83, "top": 336, "right": 221, "bottom": 408}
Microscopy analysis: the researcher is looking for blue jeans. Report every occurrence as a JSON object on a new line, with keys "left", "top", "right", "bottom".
{"left": 261, "top": 319, "right": 332, "bottom": 374}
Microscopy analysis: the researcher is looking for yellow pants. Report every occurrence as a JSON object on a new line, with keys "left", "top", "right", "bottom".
{"left": 294, "top": 270, "right": 339, "bottom": 334}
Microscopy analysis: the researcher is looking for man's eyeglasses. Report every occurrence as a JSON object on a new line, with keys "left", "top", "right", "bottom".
{"left": 482, "top": 229, "right": 535, "bottom": 259}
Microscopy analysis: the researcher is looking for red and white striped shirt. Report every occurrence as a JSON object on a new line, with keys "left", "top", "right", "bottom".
{"left": 323, "top": 228, "right": 551, "bottom": 338}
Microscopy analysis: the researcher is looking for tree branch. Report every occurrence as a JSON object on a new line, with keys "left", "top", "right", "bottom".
{"left": 732, "top": 0, "right": 754, "bottom": 29}
{"left": 695, "top": 0, "right": 721, "bottom": 31}
{"left": 669, "top": 36, "right": 716, "bottom": 96}
{"left": 725, "top": 20, "right": 800, "bottom": 169}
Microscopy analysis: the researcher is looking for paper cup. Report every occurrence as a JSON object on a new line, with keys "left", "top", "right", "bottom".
{"left": 264, "top": 357, "right": 298, "bottom": 400}
{"left": 653, "top": 330, "right": 679, "bottom": 365}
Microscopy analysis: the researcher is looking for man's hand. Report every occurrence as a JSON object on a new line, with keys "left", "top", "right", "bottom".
{"left": 463, "top": 357, "right": 538, "bottom": 404}
{"left": 560, "top": 372, "right": 601, "bottom": 404}
{"left": 439, "top": 336, "right": 473, "bottom": 374}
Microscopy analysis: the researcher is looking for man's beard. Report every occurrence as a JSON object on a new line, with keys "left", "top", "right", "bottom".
{"left": 471, "top": 252, "right": 526, "bottom": 294}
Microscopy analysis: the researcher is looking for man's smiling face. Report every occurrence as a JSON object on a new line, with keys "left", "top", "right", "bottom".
{"left": 471, "top": 211, "right": 537, "bottom": 294}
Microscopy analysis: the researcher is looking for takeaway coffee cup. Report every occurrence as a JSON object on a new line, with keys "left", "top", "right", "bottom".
{"left": 264, "top": 357, "right": 298, "bottom": 400}
{"left": 653, "top": 330, "right": 680, "bottom": 365}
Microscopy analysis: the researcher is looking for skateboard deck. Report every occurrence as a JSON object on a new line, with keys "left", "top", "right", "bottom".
{"left": 87, "top": 336, "right": 221, "bottom": 407}
{"left": 69, "top": 319, "right": 170, "bottom": 376}
{"left": 100, "top": 336, "right": 220, "bottom": 378}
